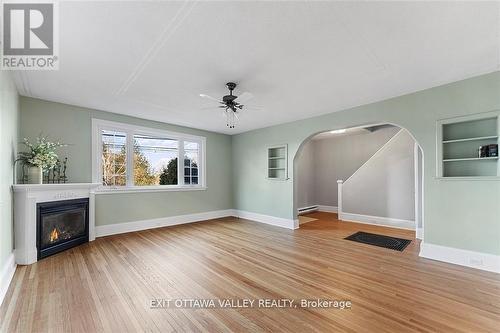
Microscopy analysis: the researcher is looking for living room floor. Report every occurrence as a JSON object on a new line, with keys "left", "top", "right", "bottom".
{"left": 1, "top": 212, "right": 499, "bottom": 332}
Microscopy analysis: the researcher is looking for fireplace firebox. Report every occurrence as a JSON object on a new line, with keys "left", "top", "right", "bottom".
{"left": 37, "top": 198, "right": 89, "bottom": 260}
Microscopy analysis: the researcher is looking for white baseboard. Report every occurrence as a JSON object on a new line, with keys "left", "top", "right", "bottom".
{"left": 0, "top": 253, "right": 17, "bottom": 306}
{"left": 416, "top": 227, "right": 423, "bottom": 240}
{"left": 234, "top": 210, "right": 298, "bottom": 230}
{"left": 96, "top": 208, "right": 299, "bottom": 237}
{"left": 339, "top": 212, "right": 415, "bottom": 230}
{"left": 95, "top": 209, "right": 235, "bottom": 237}
{"left": 419, "top": 242, "right": 500, "bottom": 273}
{"left": 317, "top": 205, "right": 338, "bottom": 213}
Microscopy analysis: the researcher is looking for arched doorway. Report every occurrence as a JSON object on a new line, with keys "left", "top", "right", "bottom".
{"left": 293, "top": 122, "right": 424, "bottom": 240}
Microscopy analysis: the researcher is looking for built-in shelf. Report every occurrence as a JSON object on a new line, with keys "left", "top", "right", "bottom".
{"left": 443, "top": 157, "right": 498, "bottom": 162}
{"left": 267, "top": 145, "right": 288, "bottom": 180}
{"left": 442, "top": 135, "right": 498, "bottom": 144}
{"left": 437, "top": 111, "right": 499, "bottom": 178}
{"left": 436, "top": 176, "right": 500, "bottom": 181}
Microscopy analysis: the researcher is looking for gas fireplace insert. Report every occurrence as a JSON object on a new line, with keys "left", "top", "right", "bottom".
{"left": 37, "top": 198, "right": 89, "bottom": 260}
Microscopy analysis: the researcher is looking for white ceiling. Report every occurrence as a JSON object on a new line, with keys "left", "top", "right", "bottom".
{"left": 14, "top": 1, "right": 500, "bottom": 134}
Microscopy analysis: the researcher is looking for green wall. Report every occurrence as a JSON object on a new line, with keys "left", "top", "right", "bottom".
{"left": 20, "top": 97, "right": 233, "bottom": 226}
{"left": 17, "top": 72, "right": 500, "bottom": 256}
{"left": 232, "top": 71, "right": 500, "bottom": 256}
{"left": 0, "top": 72, "right": 19, "bottom": 268}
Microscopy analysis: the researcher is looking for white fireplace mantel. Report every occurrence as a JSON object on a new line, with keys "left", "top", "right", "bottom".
{"left": 12, "top": 183, "right": 100, "bottom": 265}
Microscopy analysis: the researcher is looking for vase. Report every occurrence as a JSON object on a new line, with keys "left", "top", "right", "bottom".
{"left": 27, "top": 165, "right": 43, "bottom": 184}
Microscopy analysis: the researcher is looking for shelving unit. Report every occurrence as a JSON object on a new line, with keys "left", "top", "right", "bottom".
{"left": 443, "top": 157, "right": 498, "bottom": 162}
{"left": 437, "top": 111, "right": 499, "bottom": 178}
{"left": 267, "top": 145, "right": 288, "bottom": 180}
{"left": 442, "top": 135, "right": 498, "bottom": 144}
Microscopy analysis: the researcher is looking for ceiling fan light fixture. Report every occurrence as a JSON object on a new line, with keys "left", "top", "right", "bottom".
{"left": 199, "top": 82, "right": 256, "bottom": 129}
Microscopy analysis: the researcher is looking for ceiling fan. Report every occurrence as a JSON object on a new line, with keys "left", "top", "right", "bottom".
{"left": 200, "top": 82, "right": 259, "bottom": 129}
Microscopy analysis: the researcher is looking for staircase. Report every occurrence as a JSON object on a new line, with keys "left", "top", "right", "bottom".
{"left": 337, "top": 129, "right": 416, "bottom": 230}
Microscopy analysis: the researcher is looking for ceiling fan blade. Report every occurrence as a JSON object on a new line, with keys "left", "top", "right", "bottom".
{"left": 199, "top": 94, "right": 223, "bottom": 103}
{"left": 242, "top": 105, "right": 263, "bottom": 111}
{"left": 200, "top": 105, "right": 221, "bottom": 110}
{"left": 236, "top": 92, "right": 253, "bottom": 104}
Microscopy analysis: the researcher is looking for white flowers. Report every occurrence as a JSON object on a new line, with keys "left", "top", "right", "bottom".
{"left": 19, "top": 137, "right": 65, "bottom": 170}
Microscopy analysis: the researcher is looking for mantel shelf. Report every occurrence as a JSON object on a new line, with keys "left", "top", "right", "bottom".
{"left": 12, "top": 183, "right": 101, "bottom": 192}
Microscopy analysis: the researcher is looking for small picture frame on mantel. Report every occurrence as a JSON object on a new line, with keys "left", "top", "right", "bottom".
{"left": 267, "top": 144, "right": 288, "bottom": 180}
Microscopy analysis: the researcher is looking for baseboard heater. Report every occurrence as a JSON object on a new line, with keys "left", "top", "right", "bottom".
{"left": 298, "top": 205, "right": 319, "bottom": 215}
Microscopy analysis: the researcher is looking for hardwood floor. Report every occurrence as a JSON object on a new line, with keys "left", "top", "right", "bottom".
{"left": 1, "top": 212, "right": 499, "bottom": 332}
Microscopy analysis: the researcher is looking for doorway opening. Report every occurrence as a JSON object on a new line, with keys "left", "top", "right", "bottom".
{"left": 293, "top": 123, "right": 424, "bottom": 240}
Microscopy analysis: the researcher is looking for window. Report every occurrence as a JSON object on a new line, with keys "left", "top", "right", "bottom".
{"left": 184, "top": 141, "right": 199, "bottom": 185}
{"left": 133, "top": 135, "right": 178, "bottom": 186}
{"left": 102, "top": 130, "right": 127, "bottom": 186}
{"left": 92, "top": 119, "right": 206, "bottom": 191}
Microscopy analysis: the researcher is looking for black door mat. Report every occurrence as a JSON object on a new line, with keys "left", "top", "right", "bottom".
{"left": 344, "top": 231, "right": 411, "bottom": 251}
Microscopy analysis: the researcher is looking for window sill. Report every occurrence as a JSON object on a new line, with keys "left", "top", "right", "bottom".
{"left": 95, "top": 186, "right": 207, "bottom": 195}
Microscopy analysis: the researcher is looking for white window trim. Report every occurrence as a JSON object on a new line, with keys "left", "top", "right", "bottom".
{"left": 92, "top": 118, "right": 206, "bottom": 193}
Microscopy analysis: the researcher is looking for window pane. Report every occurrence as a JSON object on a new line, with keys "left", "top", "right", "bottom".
{"left": 184, "top": 141, "right": 200, "bottom": 185}
{"left": 102, "top": 130, "right": 127, "bottom": 186}
{"left": 134, "top": 135, "right": 178, "bottom": 186}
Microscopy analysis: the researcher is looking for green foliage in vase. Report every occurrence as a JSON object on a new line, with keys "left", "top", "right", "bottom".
{"left": 17, "top": 137, "right": 65, "bottom": 170}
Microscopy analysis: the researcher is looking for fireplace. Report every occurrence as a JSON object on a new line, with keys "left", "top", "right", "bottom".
{"left": 37, "top": 198, "right": 89, "bottom": 260}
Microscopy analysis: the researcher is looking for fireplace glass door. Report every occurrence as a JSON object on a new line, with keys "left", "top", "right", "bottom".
{"left": 37, "top": 198, "right": 89, "bottom": 259}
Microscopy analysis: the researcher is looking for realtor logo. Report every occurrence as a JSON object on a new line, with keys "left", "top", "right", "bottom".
{"left": 1, "top": 1, "right": 59, "bottom": 70}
